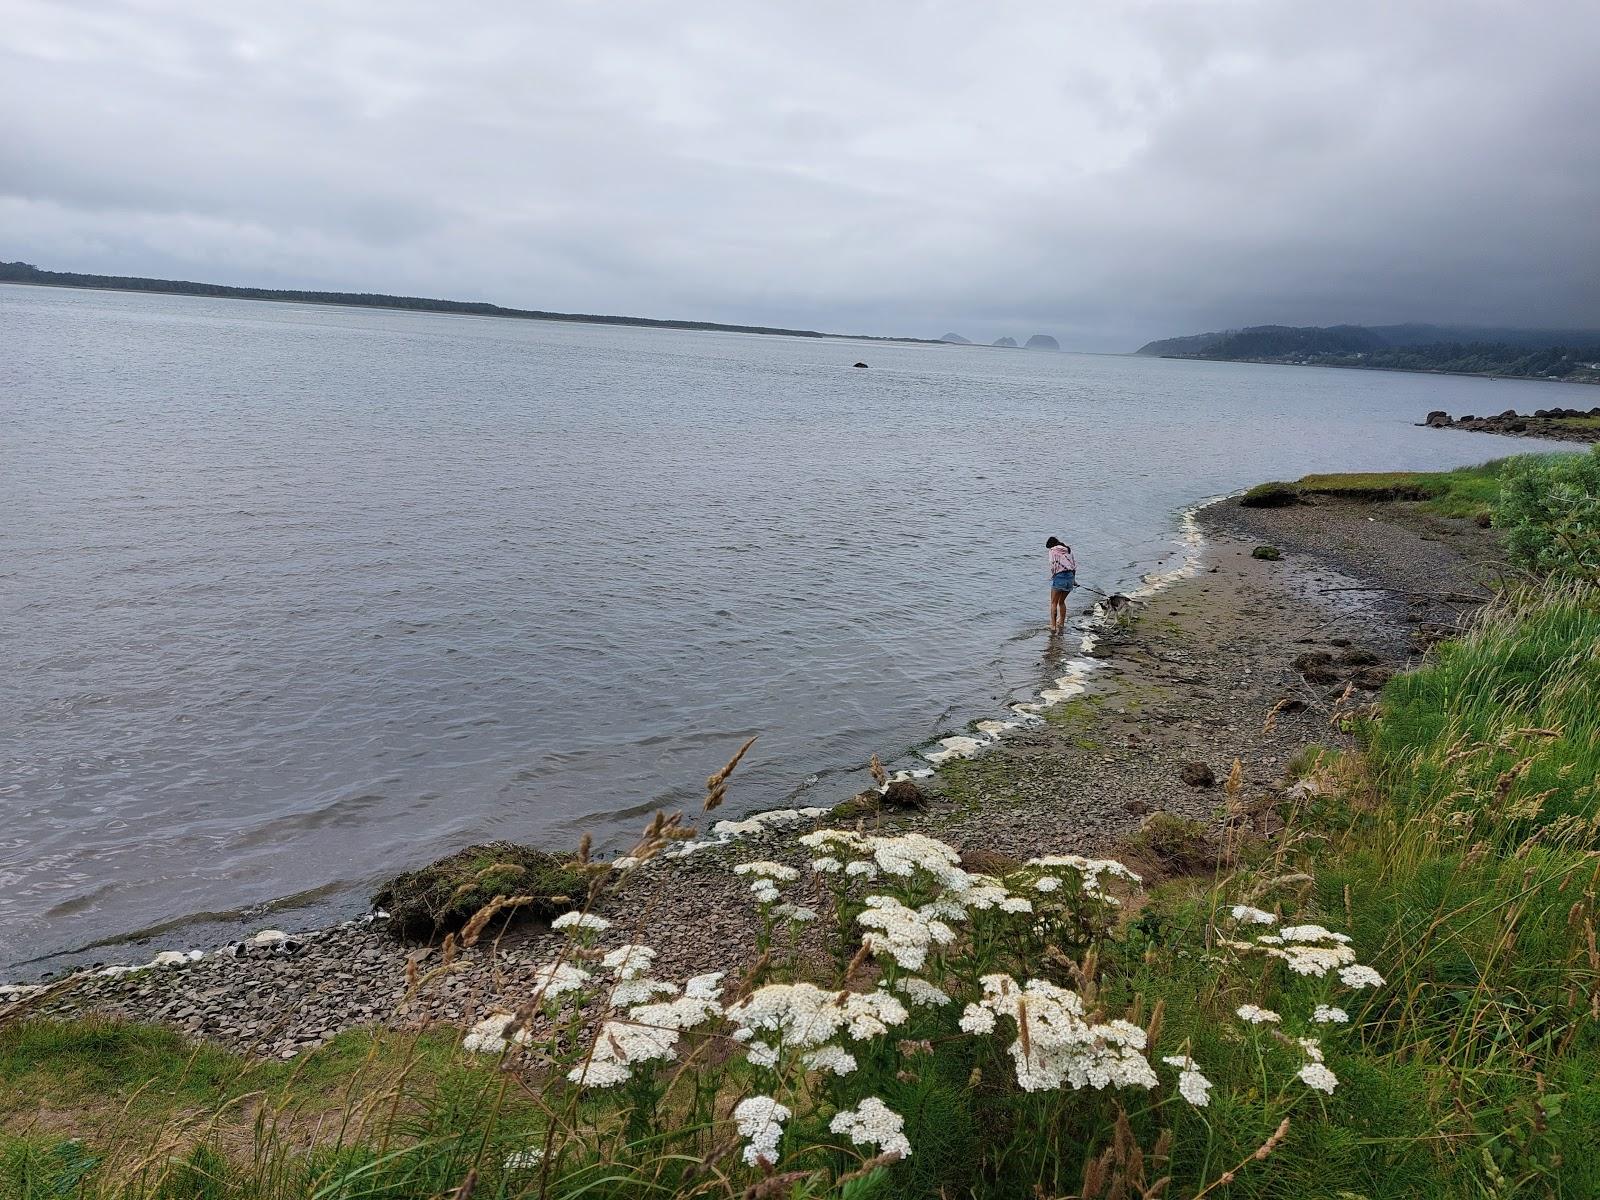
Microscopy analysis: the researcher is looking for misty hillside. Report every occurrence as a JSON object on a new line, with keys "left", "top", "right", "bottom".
{"left": 1138, "top": 322, "right": 1600, "bottom": 357}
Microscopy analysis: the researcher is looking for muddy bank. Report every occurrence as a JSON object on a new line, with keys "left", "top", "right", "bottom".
{"left": 3, "top": 494, "right": 1505, "bottom": 1060}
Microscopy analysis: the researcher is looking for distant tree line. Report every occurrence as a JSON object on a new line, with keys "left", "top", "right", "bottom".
{"left": 1137, "top": 321, "right": 1600, "bottom": 381}
{"left": 0, "top": 261, "right": 937, "bottom": 344}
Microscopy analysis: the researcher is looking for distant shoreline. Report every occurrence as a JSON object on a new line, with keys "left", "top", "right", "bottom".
{"left": 0, "top": 262, "right": 941, "bottom": 346}
{"left": 1155, "top": 353, "right": 1600, "bottom": 386}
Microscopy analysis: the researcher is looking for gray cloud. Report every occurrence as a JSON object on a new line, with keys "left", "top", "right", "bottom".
{"left": 3, "top": 0, "right": 1596, "bottom": 349}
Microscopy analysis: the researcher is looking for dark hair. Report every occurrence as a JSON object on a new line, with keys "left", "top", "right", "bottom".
{"left": 1045, "top": 536, "right": 1063, "bottom": 549}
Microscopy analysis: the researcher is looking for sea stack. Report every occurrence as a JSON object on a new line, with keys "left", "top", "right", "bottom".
{"left": 939, "top": 333, "right": 972, "bottom": 344}
{"left": 1025, "top": 334, "right": 1060, "bottom": 351}
{"left": 993, "top": 336, "right": 1018, "bottom": 348}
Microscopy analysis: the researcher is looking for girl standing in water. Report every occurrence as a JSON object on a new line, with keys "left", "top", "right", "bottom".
{"left": 1046, "top": 536, "right": 1076, "bottom": 631}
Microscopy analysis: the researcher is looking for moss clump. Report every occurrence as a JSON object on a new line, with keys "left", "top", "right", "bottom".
{"left": 1251, "top": 544, "right": 1282, "bottom": 560}
{"left": 373, "top": 842, "right": 587, "bottom": 942}
{"left": 1238, "top": 481, "right": 1300, "bottom": 508}
{"left": 1124, "top": 812, "right": 1215, "bottom": 875}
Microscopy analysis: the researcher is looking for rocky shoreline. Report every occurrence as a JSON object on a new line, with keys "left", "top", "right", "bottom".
{"left": 1423, "top": 405, "right": 1600, "bottom": 442}
{"left": 2, "top": 492, "right": 1506, "bottom": 1060}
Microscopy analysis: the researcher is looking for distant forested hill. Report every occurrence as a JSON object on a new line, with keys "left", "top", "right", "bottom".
{"left": 0, "top": 261, "right": 936, "bottom": 344}
{"left": 1136, "top": 321, "right": 1600, "bottom": 383}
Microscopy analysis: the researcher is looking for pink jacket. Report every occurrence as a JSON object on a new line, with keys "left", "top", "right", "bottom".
{"left": 1049, "top": 546, "right": 1076, "bottom": 574}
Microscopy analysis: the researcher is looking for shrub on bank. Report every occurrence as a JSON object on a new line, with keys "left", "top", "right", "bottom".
{"left": 1496, "top": 445, "right": 1600, "bottom": 579}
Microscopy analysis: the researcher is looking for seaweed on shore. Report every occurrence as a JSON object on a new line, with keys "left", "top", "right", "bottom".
{"left": 372, "top": 842, "right": 586, "bottom": 942}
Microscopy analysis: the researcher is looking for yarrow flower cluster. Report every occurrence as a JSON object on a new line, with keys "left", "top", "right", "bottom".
{"left": 530, "top": 961, "right": 593, "bottom": 1002}
{"left": 552, "top": 912, "right": 611, "bottom": 933}
{"left": 830, "top": 1097, "right": 912, "bottom": 1159}
{"left": 1235, "top": 1004, "right": 1281, "bottom": 1025}
{"left": 856, "top": 896, "right": 958, "bottom": 970}
{"left": 734, "top": 861, "right": 798, "bottom": 904}
{"left": 1161, "top": 1055, "right": 1214, "bottom": 1107}
{"left": 960, "top": 974, "right": 1157, "bottom": 1093}
{"left": 895, "top": 976, "right": 953, "bottom": 1007}
{"left": 733, "top": 1095, "right": 791, "bottom": 1167}
{"left": 1312, "top": 1004, "right": 1350, "bottom": 1025}
{"left": 1298, "top": 1061, "right": 1339, "bottom": 1093}
{"left": 1025, "top": 854, "right": 1142, "bottom": 904}
{"left": 1339, "top": 964, "right": 1385, "bottom": 989}
{"left": 462, "top": 1012, "right": 529, "bottom": 1053}
{"left": 725, "top": 981, "right": 909, "bottom": 1072}
{"left": 1230, "top": 904, "right": 1276, "bottom": 925}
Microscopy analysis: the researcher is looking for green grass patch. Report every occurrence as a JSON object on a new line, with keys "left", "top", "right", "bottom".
{"left": 1242, "top": 459, "right": 1530, "bottom": 522}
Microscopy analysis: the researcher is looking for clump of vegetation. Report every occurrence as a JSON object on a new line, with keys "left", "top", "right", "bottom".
{"left": 1239, "top": 480, "right": 1301, "bottom": 508}
{"left": 373, "top": 841, "right": 587, "bottom": 941}
{"left": 1123, "top": 811, "right": 1215, "bottom": 875}
{"left": 1244, "top": 460, "right": 1511, "bottom": 522}
{"left": 1251, "top": 544, "right": 1282, "bottom": 560}
{"left": 1495, "top": 445, "right": 1600, "bottom": 578}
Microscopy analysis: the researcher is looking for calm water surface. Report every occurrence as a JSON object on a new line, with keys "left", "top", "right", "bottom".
{"left": 2, "top": 284, "right": 1586, "bottom": 970}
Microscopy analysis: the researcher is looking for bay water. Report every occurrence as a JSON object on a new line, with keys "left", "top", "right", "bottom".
{"left": 2, "top": 283, "right": 1584, "bottom": 970}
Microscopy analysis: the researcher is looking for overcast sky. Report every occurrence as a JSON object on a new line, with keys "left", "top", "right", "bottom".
{"left": 3, "top": 1, "right": 1597, "bottom": 349}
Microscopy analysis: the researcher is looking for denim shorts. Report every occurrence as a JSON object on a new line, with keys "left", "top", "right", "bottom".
{"left": 1051, "top": 570, "right": 1076, "bottom": 594}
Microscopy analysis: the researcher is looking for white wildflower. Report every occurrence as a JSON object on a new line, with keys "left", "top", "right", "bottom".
{"left": 733, "top": 1095, "right": 791, "bottom": 1168}
{"left": 1312, "top": 1004, "right": 1350, "bottom": 1025}
{"left": 773, "top": 903, "right": 818, "bottom": 922}
{"left": 845, "top": 861, "right": 879, "bottom": 880}
{"left": 857, "top": 895, "right": 957, "bottom": 970}
{"left": 551, "top": 912, "right": 611, "bottom": 933}
{"left": 959, "top": 1003, "right": 997, "bottom": 1034}
{"left": 1278, "top": 924, "right": 1353, "bottom": 944}
{"left": 684, "top": 971, "right": 725, "bottom": 1001}
{"left": 1026, "top": 854, "right": 1142, "bottom": 896}
{"left": 811, "top": 856, "right": 843, "bottom": 874}
{"left": 745, "top": 1040, "right": 779, "bottom": 1068}
{"left": 921, "top": 895, "right": 972, "bottom": 920}
{"left": 798, "top": 829, "right": 870, "bottom": 852}
{"left": 998, "top": 896, "right": 1034, "bottom": 914}
{"left": 1161, "top": 1055, "right": 1213, "bottom": 1108}
{"left": 601, "top": 944, "right": 657, "bottom": 979}
{"left": 802, "top": 1044, "right": 858, "bottom": 1075}
{"left": 830, "top": 1097, "right": 911, "bottom": 1159}
{"left": 734, "top": 861, "right": 800, "bottom": 882}
{"left": 629, "top": 991, "right": 722, "bottom": 1030}
{"left": 895, "top": 977, "right": 953, "bottom": 1007}
{"left": 530, "top": 961, "right": 593, "bottom": 1000}
{"left": 1230, "top": 904, "right": 1276, "bottom": 925}
{"left": 725, "top": 981, "right": 907, "bottom": 1061}
{"left": 965, "top": 974, "right": 1157, "bottom": 1093}
{"left": 1339, "top": 964, "right": 1385, "bottom": 989}
{"left": 609, "top": 977, "right": 679, "bottom": 1007}
{"left": 462, "top": 1012, "right": 528, "bottom": 1053}
{"left": 1296, "top": 1037, "right": 1324, "bottom": 1062}
{"left": 1298, "top": 1061, "right": 1339, "bottom": 1093}
{"left": 1034, "top": 876, "right": 1062, "bottom": 893}
{"left": 871, "top": 833, "right": 966, "bottom": 884}
{"left": 503, "top": 1147, "right": 544, "bottom": 1170}
{"left": 567, "top": 1018, "right": 677, "bottom": 1087}
{"left": 1265, "top": 942, "right": 1357, "bottom": 977}
{"left": 750, "top": 881, "right": 781, "bottom": 904}
{"left": 1235, "top": 1004, "right": 1281, "bottom": 1025}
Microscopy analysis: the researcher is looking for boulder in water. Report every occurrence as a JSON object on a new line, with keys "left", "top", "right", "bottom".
{"left": 1024, "top": 334, "right": 1060, "bottom": 351}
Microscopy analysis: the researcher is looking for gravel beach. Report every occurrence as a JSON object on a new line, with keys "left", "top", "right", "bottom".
{"left": 3, "top": 493, "right": 1505, "bottom": 1060}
